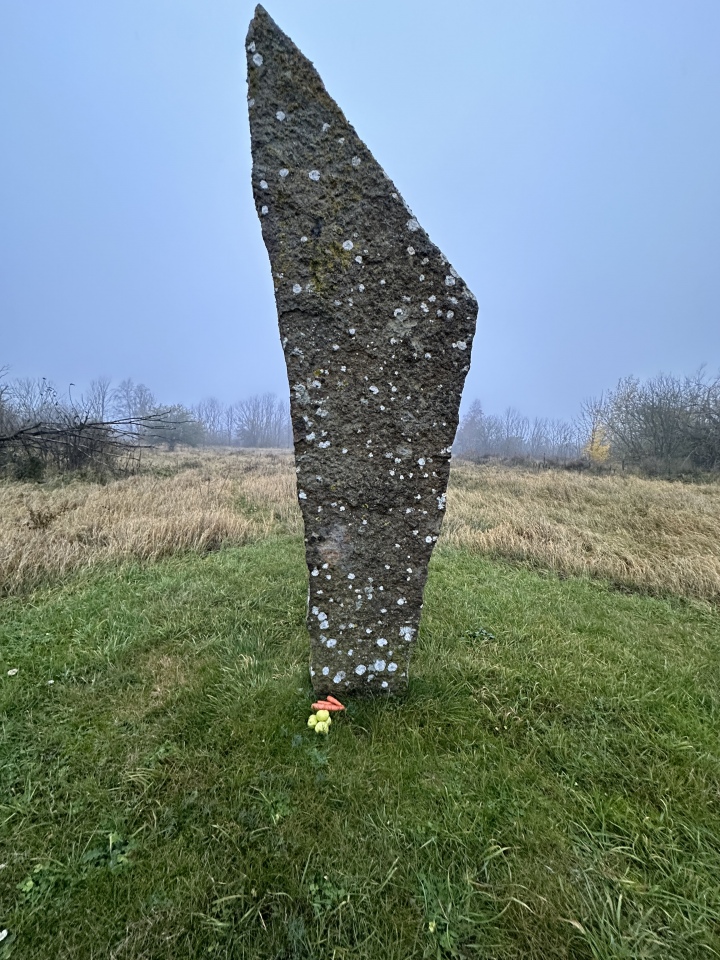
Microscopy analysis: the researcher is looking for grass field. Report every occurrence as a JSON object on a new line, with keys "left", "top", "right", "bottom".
{"left": 2, "top": 451, "right": 720, "bottom": 958}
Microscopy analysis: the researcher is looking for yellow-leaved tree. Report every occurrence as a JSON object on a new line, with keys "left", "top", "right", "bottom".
{"left": 584, "top": 424, "right": 611, "bottom": 465}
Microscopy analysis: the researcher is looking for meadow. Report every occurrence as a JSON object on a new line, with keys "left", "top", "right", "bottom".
{"left": 1, "top": 450, "right": 719, "bottom": 958}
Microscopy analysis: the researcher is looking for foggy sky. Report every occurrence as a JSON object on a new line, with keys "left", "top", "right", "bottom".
{"left": 2, "top": 0, "right": 719, "bottom": 420}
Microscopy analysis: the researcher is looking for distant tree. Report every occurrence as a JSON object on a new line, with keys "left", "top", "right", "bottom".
{"left": 584, "top": 424, "right": 611, "bottom": 465}
{"left": 454, "top": 399, "right": 484, "bottom": 456}
{"left": 193, "top": 396, "right": 225, "bottom": 444}
{"left": 145, "top": 404, "right": 205, "bottom": 450}
{"left": 527, "top": 417, "right": 549, "bottom": 458}
{"left": 547, "top": 418, "right": 582, "bottom": 460}
{"left": 223, "top": 403, "right": 236, "bottom": 446}
{"left": 234, "top": 393, "right": 292, "bottom": 448}
{"left": 500, "top": 406, "right": 529, "bottom": 456}
{"left": 85, "top": 376, "right": 113, "bottom": 421}
{"left": 112, "top": 379, "right": 156, "bottom": 424}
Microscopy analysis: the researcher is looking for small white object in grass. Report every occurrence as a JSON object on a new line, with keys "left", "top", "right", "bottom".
{"left": 7, "top": 668, "right": 18, "bottom": 677}
{"left": 0, "top": 930, "right": 7, "bottom": 943}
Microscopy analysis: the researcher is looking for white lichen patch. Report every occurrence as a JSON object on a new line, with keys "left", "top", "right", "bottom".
{"left": 252, "top": 53, "right": 264, "bottom": 67}
{"left": 342, "top": 240, "right": 354, "bottom": 251}
{"left": 309, "top": 170, "right": 321, "bottom": 181}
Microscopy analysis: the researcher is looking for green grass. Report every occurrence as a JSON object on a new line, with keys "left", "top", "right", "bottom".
{"left": 1, "top": 538, "right": 720, "bottom": 958}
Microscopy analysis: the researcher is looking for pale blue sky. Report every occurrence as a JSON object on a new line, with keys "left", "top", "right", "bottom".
{"left": 2, "top": 0, "right": 719, "bottom": 419}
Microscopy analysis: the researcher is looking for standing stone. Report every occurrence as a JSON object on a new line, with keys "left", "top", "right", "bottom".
{"left": 246, "top": 5, "right": 477, "bottom": 696}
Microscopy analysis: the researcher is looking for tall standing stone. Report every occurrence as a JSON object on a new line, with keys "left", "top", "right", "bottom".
{"left": 246, "top": 5, "right": 477, "bottom": 696}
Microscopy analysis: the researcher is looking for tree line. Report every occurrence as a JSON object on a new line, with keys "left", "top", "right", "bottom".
{"left": 0, "top": 369, "right": 292, "bottom": 479}
{"left": 2, "top": 365, "right": 718, "bottom": 479}
{"left": 454, "top": 402, "right": 584, "bottom": 462}
{"left": 455, "top": 367, "right": 720, "bottom": 475}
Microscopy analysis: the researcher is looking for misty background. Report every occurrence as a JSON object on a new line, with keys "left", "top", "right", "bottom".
{"left": 2, "top": 0, "right": 719, "bottom": 428}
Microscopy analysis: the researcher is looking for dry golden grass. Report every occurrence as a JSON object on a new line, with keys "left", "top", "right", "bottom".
{"left": 1, "top": 449, "right": 719, "bottom": 602}
{"left": 0, "top": 448, "right": 300, "bottom": 596}
{"left": 445, "top": 461, "right": 720, "bottom": 603}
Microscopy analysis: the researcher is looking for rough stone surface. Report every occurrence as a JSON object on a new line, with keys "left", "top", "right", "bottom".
{"left": 246, "top": 5, "right": 477, "bottom": 697}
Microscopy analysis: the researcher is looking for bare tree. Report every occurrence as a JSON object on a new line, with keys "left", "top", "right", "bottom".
{"left": 112, "top": 379, "right": 156, "bottom": 422}
{"left": 193, "top": 396, "right": 225, "bottom": 444}
{"left": 234, "top": 393, "right": 292, "bottom": 448}
{"left": 85, "top": 376, "right": 113, "bottom": 421}
{"left": 527, "top": 417, "right": 549, "bottom": 458}
{"left": 585, "top": 368, "right": 720, "bottom": 473}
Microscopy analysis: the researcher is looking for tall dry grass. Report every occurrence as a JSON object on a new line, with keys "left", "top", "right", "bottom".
{"left": 445, "top": 462, "right": 720, "bottom": 603}
{"left": 0, "top": 449, "right": 299, "bottom": 596}
{"left": 1, "top": 449, "right": 719, "bottom": 602}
